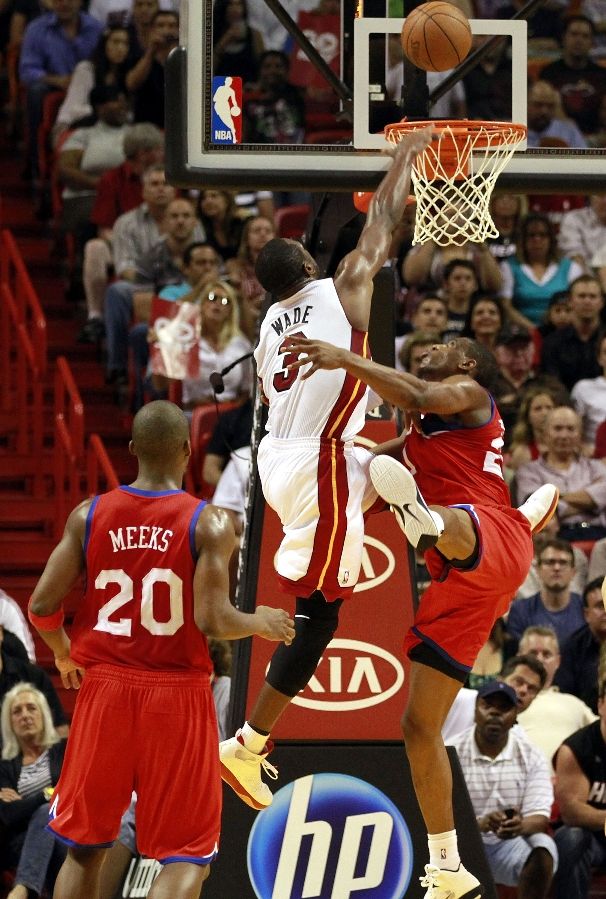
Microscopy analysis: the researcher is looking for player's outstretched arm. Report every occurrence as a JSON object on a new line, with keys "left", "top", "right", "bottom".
{"left": 283, "top": 335, "right": 486, "bottom": 416}
{"left": 194, "top": 505, "right": 295, "bottom": 644}
{"left": 28, "top": 500, "right": 90, "bottom": 689}
{"left": 334, "top": 127, "right": 432, "bottom": 331}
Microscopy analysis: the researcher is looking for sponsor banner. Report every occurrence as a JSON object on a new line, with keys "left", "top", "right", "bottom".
{"left": 203, "top": 745, "right": 497, "bottom": 899}
{"left": 246, "top": 414, "right": 417, "bottom": 741}
{"left": 211, "top": 76, "right": 242, "bottom": 144}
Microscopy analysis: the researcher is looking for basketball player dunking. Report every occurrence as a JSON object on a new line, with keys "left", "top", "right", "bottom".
{"left": 219, "top": 128, "right": 433, "bottom": 808}
{"left": 283, "top": 332, "right": 559, "bottom": 899}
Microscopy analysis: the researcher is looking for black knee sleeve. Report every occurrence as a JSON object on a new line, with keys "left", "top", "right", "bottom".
{"left": 266, "top": 591, "right": 342, "bottom": 697}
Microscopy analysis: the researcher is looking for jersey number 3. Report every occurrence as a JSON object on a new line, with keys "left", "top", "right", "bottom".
{"left": 273, "top": 331, "right": 305, "bottom": 392}
{"left": 94, "top": 568, "right": 184, "bottom": 637}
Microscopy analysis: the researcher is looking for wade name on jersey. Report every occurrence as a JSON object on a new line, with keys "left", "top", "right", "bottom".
{"left": 270, "top": 304, "right": 313, "bottom": 336}
{"left": 109, "top": 526, "right": 174, "bottom": 553}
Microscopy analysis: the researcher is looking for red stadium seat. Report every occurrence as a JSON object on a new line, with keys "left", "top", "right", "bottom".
{"left": 189, "top": 400, "right": 243, "bottom": 498}
{"left": 275, "top": 203, "right": 310, "bottom": 239}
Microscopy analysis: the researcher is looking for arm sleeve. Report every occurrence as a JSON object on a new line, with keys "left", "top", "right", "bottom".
{"left": 18, "top": 27, "right": 47, "bottom": 84}
{"left": 519, "top": 747, "right": 554, "bottom": 819}
{"left": 503, "top": 599, "right": 527, "bottom": 642}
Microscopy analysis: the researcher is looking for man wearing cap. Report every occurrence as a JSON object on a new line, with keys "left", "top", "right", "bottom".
{"left": 517, "top": 406, "right": 606, "bottom": 543}
{"left": 492, "top": 325, "right": 543, "bottom": 439}
{"left": 448, "top": 681, "right": 557, "bottom": 898}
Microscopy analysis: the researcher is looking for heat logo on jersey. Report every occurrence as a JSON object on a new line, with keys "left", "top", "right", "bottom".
{"left": 211, "top": 76, "right": 242, "bottom": 144}
{"left": 247, "top": 773, "right": 413, "bottom": 898}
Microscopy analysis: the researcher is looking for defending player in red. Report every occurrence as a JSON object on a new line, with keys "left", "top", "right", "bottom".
{"left": 283, "top": 334, "right": 558, "bottom": 899}
{"left": 27, "top": 400, "right": 294, "bottom": 899}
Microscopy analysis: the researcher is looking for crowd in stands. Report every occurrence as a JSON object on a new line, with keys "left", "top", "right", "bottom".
{"left": 4, "top": 0, "right": 606, "bottom": 894}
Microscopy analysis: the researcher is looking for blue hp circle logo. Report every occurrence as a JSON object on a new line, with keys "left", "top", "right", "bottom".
{"left": 247, "top": 773, "right": 413, "bottom": 898}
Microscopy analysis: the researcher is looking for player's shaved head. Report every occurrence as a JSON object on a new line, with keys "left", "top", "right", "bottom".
{"left": 457, "top": 337, "right": 499, "bottom": 390}
{"left": 255, "top": 238, "right": 318, "bottom": 296}
{"left": 131, "top": 400, "right": 189, "bottom": 462}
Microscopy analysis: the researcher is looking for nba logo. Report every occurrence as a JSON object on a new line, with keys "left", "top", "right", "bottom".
{"left": 212, "top": 76, "right": 242, "bottom": 144}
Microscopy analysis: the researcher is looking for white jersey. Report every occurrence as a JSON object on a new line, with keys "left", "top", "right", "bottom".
{"left": 255, "top": 279, "right": 369, "bottom": 442}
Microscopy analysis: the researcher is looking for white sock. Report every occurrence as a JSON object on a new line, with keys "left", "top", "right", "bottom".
{"left": 240, "top": 721, "right": 269, "bottom": 754}
{"left": 430, "top": 510, "right": 445, "bottom": 535}
{"left": 428, "top": 830, "right": 460, "bottom": 871}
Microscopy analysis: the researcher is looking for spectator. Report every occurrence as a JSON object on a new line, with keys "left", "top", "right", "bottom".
{"left": 246, "top": 0, "right": 316, "bottom": 53}
{"left": 53, "top": 24, "right": 132, "bottom": 141}
{"left": 462, "top": 294, "right": 507, "bottom": 353}
{"left": 89, "top": 121, "right": 164, "bottom": 235}
{"left": 552, "top": 678, "right": 606, "bottom": 899}
{"left": 540, "top": 274, "right": 604, "bottom": 392}
{"left": 438, "top": 259, "right": 480, "bottom": 341}
{"left": 506, "top": 538, "right": 585, "bottom": 648}
{"left": 0, "top": 591, "right": 36, "bottom": 663}
{"left": 18, "top": 0, "right": 103, "bottom": 181}
{"left": 537, "top": 290, "right": 572, "bottom": 342}
{"left": 154, "top": 278, "right": 252, "bottom": 409}
{"left": 517, "top": 527, "right": 589, "bottom": 603}
{"left": 526, "top": 80, "right": 587, "bottom": 149}
{"left": 125, "top": 0, "right": 158, "bottom": 58}
{"left": 500, "top": 213, "right": 584, "bottom": 329}
{"left": 57, "top": 84, "right": 129, "bottom": 253}
{"left": 394, "top": 296, "right": 448, "bottom": 370}
{"left": 540, "top": 14, "right": 606, "bottom": 138}
{"left": 558, "top": 195, "right": 606, "bottom": 269}
{"left": 243, "top": 50, "right": 306, "bottom": 144}
{"left": 517, "top": 406, "right": 606, "bottom": 542}
{"left": 571, "top": 333, "right": 606, "bottom": 452}
{"left": 104, "top": 195, "right": 204, "bottom": 385}
{"left": 126, "top": 8, "right": 178, "bottom": 127}
{"left": 213, "top": 0, "right": 264, "bottom": 85}
{"left": 202, "top": 396, "right": 253, "bottom": 490}
{"left": 486, "top": 194, "right": 525, "bottom": 265}
{"left": 225, "top": 213, "right": 276, "bottom": 307}
{"left": 442, "top": 654, "right": 546, "bottom": 742}
{"left": 0, "top": 683, "right": 67, "bottom": 899}
{"left": 517, "top": 625, "right": 597, "bottom": 771}
{"left": 508, "top": 385, "right": 559, "bottom": 471}
{"left": 402, "top": 240, "right": 502, "bottom": 295}
{"left": 447, "top": 682, "right": 556, "bottom": 898}
{"left": 0, "top": 627, "right": 67, "bottom": 740}
{"left": 462, "top": 34, "right": 512, "bottom": 121}
{"left": 211, "top": 446, "right": 252, "bottom": 540}
{"left": 79, "top": 161, "right": 174, "bottom": 343}
{"left": 397, "top": 331, "right": 443, "bottom": 376}
{"left": 197, "top": 189, "right": 245, "bottom": 262}
{"left": 492, "top": 326, "right": 546, "bottom": 439}
{"left": 553, "top": 577, "right": 606, "bottom": 712}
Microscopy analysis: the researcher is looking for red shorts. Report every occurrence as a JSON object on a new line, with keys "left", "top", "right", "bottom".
{"left": 48, "top": 664, "right": 221, "bottom": 864}
{"left": 403, "top": 504, "right": 533, "bottom": 674}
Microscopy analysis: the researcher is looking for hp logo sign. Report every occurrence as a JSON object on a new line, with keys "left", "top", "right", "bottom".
{"left": 247, "top": 773, "right": 413, "bottom": 898}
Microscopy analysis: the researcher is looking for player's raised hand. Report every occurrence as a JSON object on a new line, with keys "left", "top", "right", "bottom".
{"left": 254, "top": 606, "right": 295, "bottom": 644}
{"left": 55, "top": 654, "right": 86, "bottom": 689}
{"left": 281, "top": 336, "right": 345, "bottom": 379}
{"left": 383, "top": 125, "right": 433, "bottom": 159}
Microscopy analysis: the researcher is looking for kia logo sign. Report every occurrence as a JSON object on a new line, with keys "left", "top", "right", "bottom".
{"left": 248, "top": 773, "right": 413, "bottom": 899}
{"left": 291, "top": 639, "right": 404, "bottom": 711}
{"left": 354, "top": 535, "right": 395, "bottom": 593}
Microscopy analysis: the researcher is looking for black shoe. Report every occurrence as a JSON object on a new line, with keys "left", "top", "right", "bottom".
{"left": 77, "top": 319, "right": 105, "bottom": 343}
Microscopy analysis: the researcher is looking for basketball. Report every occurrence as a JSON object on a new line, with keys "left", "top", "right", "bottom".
{"left": 401, "top": 2, "right": 472, "bottom": 73}
{"left": 231, "top": 105, "right": 241, "bottom": 116}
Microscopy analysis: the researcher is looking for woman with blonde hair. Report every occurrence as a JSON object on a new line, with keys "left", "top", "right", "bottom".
{"left": 175, "top": 277, "right": 252, "bottom": 409}
{"left": 508, "top": 384, "right": 564, "bottom": 471}
{"left": 0, "top": 683, "right": 67, "bottom": 899}
{"left": 226, "top": 214, "right": 276, "bottom": 308}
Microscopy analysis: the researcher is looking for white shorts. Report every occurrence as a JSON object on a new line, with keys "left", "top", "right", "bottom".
{"left": 484, "top": 833, "right": 558, "bottom": 887}
{"left": 257, "top": 435, "right": 377, "bottom": 600}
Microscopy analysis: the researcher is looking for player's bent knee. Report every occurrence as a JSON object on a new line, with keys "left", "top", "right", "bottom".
{"left": 266, "top": 592, "right": 342, "bottom": 697}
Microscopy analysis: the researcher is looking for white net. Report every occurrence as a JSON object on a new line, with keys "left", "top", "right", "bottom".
{"left": 384, "top": 120, "right": 527, "bottom": 247}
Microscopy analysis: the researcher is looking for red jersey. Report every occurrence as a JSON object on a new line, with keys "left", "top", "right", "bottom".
{"left": 70, "top": 486, "right": 212, "bottom": 674}
{"left": 402, "top": 393, "right": 511, "bottom": 508}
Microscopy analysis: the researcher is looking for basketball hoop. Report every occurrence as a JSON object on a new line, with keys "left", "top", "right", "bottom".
{"left": 384, "top": 119, "right": 527, "bottom": 247}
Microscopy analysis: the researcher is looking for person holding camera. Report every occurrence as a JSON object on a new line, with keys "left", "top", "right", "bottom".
{"left": 126, "top": 9, "right": 179, "bottom": 128}
{"left": 447, "top": 680, "right": 557, "bottom": 898}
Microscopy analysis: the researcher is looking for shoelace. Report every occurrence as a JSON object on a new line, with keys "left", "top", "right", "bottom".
{"left": 419, "top": 865, "right": 441, "bottom": 890}
{"left": 260, "top": 757, "right": 279, "bottom": 781}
